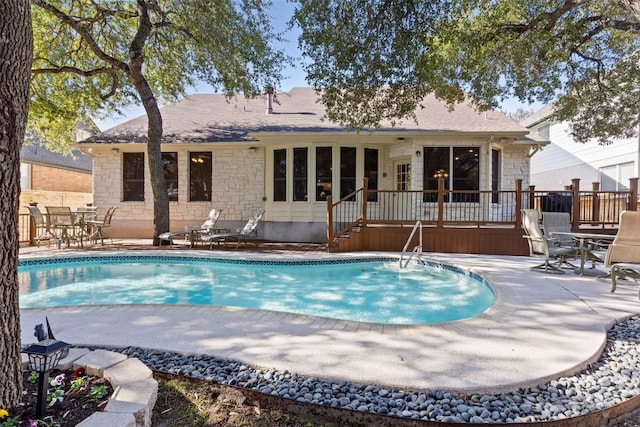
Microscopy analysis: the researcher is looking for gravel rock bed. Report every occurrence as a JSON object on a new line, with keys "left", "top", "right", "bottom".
{"left": 102, "top": 315, "right": 640, "bottom": 424}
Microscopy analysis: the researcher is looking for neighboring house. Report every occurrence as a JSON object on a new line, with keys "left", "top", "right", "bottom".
{"left": 79, "top": 87, "right": 545, "bottom": 243}
{"left": 20, "top": 140, "right": 93, "bottom": 211}
{"left": 522, "top": 104, "right": 639, "bottom": 193}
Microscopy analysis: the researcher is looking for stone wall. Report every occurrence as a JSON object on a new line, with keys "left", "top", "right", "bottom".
{"left": 92, "top": 146, "right": 264, "bottom": 238}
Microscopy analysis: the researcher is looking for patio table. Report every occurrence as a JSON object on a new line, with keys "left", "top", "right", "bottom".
{"left": 550, "top": 231, "right": 616, "bottom": 276}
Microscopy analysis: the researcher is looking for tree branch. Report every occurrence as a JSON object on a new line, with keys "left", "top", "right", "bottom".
{"left": 30, "top": 0, "right": 129, "bottom": 72}
{"left": 31, "top": 65, "right": 120, "bottom": 100}
{"left": 31, "top": 65, "right": 113, "bottom": 76}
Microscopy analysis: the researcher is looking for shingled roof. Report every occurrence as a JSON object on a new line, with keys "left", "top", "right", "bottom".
{"left": 21, "top": 141, "right": 92, "bottom": 173}
{"left": 85, "top": 87, "right": 532, "bottom": 144}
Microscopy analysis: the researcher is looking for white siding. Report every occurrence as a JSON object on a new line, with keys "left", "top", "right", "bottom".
{"left": 530, "top": 120, "right": 639, "bottom": 190}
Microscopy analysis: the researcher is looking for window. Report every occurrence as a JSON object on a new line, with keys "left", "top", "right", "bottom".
{"left": 163, "top": 152, "right": 178, "bottom": 201}
{"left": 491, "top": 149, "right": 501, "bottom": 203}
{"left": 293, "top": 148, "right": 308, "bottom": 201}
{"left": 189, "top": 152, "right": 212, "bottom": 201}
{"left": 20, "top": 163, "right": 31, "bottom": 190}
{"left": 423, "top": 147, "right": 450, "bottom": 202}
{"left": 364, "top": 148, "right": 378, "bottom": 202}
{"left": 340, "top": 147, "right": 356, "bottom": 200}
{"left": 123, "top": 152, "right": 145, "bottom": 201}
{"left": 316, "top": 147, "right": 332, "bottom": 201}
{"left": 423, "top": 146, "right": 479, "bottom": 202}
{"left": 537, "top": 124, "right": 550, "bottom": 140}
{"left": 600, "top": 162, "right": 634, "bottom": 191}
{"left": 273, "top": 149, "right": 287, "bottom": 202}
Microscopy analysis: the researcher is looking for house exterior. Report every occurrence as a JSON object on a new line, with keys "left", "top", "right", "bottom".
{"left": 522, "top": 104, "right": 639, "bottom": 193}
{"left": 79, "top": 87, "right": 545, "bottom": 243}
{"left": 20, "top": 140, "right": 93, "bottom": 211}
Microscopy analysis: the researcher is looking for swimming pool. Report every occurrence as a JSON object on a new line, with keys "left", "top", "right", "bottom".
{"left": 18, "top": 255, "right": 495, "bottom": 325}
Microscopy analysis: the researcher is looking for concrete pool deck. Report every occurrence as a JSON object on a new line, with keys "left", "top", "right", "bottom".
{"left": 18, "top": 240, "right": 640, "bottom": 394}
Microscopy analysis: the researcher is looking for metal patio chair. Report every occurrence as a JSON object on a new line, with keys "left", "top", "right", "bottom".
{"left": 86, "top": 207, "right": 117, "bottom": 245}
{"left": 605, "top": 211, "right": 640, "bottom": 299}
{"left": 522, "top": 209, "right": 577, "bottom": 273}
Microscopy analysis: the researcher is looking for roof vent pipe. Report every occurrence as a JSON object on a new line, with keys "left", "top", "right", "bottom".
{"left": 265, "top": 86, "right": 274, "bottom": 115}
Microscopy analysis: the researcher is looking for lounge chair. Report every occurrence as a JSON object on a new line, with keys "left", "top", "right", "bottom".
{"left": 159, "top": 208, "right": 224, "bottom": 246}
{"left": 201, "top": 210, "right": 265, "bottom": 249}
{"left": 604, "top": 211, "right": 640, "bottom": 298}
{"left": 522, "top": 209, "right": 577, "bottom": 273}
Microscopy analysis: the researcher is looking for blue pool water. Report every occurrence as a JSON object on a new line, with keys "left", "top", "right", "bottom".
{"left": 18, "top": 256, "right": 494, "bottom": 325}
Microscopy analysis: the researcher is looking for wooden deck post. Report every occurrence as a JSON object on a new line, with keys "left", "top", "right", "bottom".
{"left": 629, "top": 178, "right": 639, "bottom": 211}
{"left": 437, "top": 178, "right": 445, "bottom": 227}
{"left": 528, "top": 185, "right": 536, "bottom": 209}
{"left": 571, "top": 178, "right": 581, "bottom": 230}
{"left": 326, "top": 195, "right": 333, "bottom": 244}
{"left": 591, "top": 182, "right": 600, "bottom": 225}
{"left": 361, "top": 178, "right": 369, "bottom": 226}
{"left": 515, "top": 179, "right": 522, "bottom": 228}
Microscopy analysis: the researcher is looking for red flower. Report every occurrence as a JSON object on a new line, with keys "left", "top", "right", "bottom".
{"left": 73, "top": 366, "right": 86, "bottom": 378}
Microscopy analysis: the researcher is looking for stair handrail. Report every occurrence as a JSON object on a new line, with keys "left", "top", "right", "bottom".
{"left": 400, "top": 221, "right": 422, "bottom": 269}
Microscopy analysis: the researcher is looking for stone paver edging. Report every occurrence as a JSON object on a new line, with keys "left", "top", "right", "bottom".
{"left": 23, "top": 347, "right": 157, "bottom": 427}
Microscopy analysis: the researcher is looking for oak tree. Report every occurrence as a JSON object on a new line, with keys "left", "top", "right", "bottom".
{"left": 31, "top": 0, "right": 287, "bottom": 244}
{"left": 0, "top": 0, "right": 33, "bottom": 408}
{"left": 293, "top": 0, "right": 640, "bottom": 143}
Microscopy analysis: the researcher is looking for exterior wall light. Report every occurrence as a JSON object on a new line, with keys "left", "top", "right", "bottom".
{"left": 433, "top": 169, "right": 449, "bottom": 179}
{"left": 22, "top": 339, "right": 70, "bottom": 418}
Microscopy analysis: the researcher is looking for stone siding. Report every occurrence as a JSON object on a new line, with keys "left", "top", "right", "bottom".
{"left": 92, "top": 147, "right": 264, "bottom": 238}
{"left": 502, "top": 145, "right": 531, "bottom": 190}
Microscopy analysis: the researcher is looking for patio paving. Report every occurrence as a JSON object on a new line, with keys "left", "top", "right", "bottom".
{"left": 18, "top": 239, "right": 640, "bottom": 394}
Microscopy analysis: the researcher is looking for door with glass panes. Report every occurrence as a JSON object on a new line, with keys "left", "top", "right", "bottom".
{"left": 393, "top": 160, "right": 411, "bottom": 220}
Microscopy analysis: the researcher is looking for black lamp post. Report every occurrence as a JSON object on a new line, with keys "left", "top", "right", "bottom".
{"left": 22, "top": 339, "right": 70, "bottom": 419}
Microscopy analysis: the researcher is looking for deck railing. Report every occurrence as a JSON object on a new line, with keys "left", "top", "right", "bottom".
{"left": 328, "top": 177, "right": 638, "bottom": 247}
{"left": 18, "top": 212, "right": 32, "bottom": 244}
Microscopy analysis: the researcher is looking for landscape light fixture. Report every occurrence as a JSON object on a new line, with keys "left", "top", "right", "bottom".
{"left": 22, "top": 339, "right": 70, "bottom": 418}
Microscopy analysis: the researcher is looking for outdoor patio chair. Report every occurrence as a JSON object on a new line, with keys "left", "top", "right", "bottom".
{"left": 86, "top": 207, "right": 117, "bottom": 245}
{"left": 604, "top": 211, "right": 640, "bottom": 299}
{"left": 45, "top": 206, "right": 78, "bottom": 248}
{"left": 542, "top": 211, "right": 578, "bottom": 268}
{"left": 522, "top": 209, "right": 577, "bottom": 273}
{"left": 200, "top": 210, "right": 265, "bottom": 249}
{"left": 158, "top": 208, "right": 225, "bottom": 246}
{"left": 26, "top": 205, "right": 52, "bottom": 247}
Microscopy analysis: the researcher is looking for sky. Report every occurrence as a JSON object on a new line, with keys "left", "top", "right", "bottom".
{"left": 94, "top": 1, "right": 542, "bottom": 131}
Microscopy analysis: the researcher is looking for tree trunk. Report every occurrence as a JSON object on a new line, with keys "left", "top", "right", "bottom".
{"left": 129, "top": 72, "right": 169, "bottom": 246}
{"left": 128, "top": 1, "right": 169, "bottom": 246}
{"left": 0, "top": 0, "right": 33, "bottom": 408}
